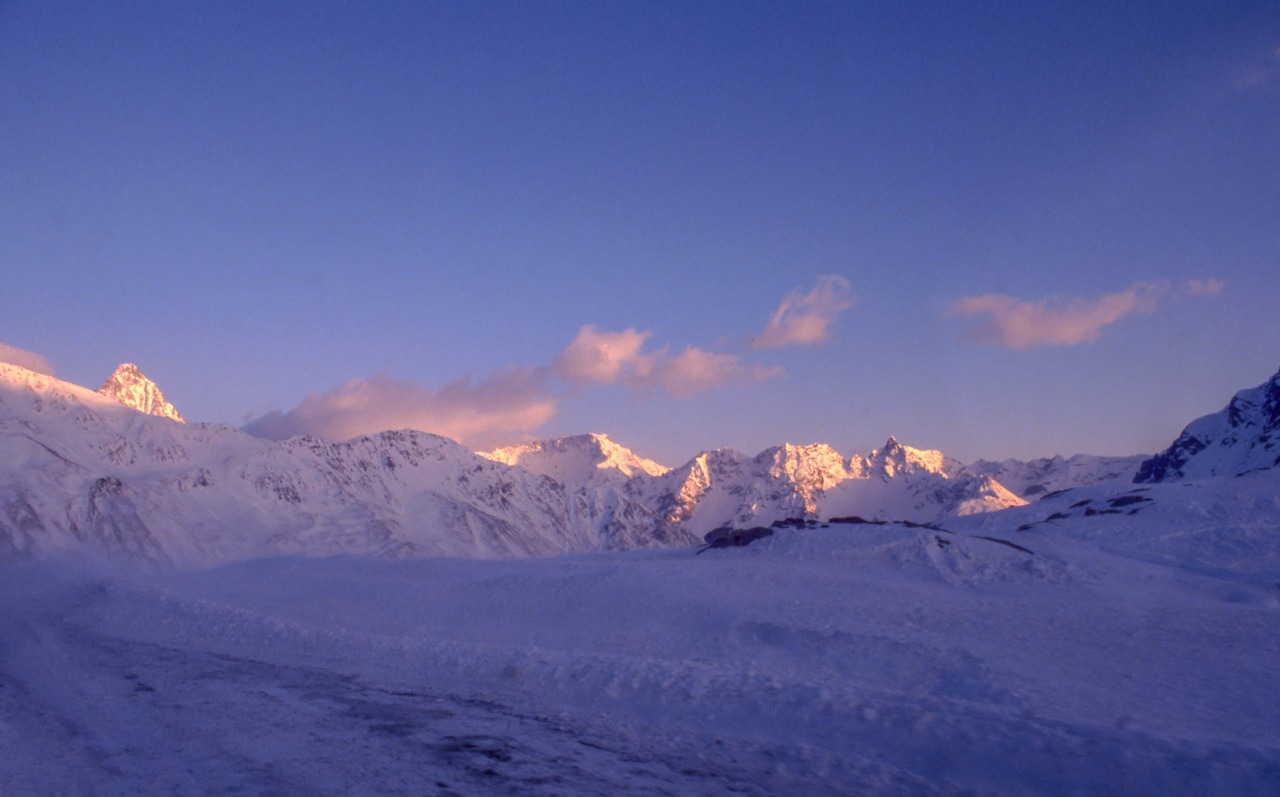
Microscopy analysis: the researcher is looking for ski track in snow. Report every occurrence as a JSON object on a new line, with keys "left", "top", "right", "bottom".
{"left": 4, "top": 520, "right": 1280, "bottom": 796}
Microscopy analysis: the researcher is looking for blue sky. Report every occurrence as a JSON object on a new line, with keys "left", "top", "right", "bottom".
{"left": 2, "top": 1, "right": 1278, "bottom": 465}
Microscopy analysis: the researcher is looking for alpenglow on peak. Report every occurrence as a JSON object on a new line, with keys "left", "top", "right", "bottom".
{"left": 97, "top": 363, "right": 185, "bottom": 423}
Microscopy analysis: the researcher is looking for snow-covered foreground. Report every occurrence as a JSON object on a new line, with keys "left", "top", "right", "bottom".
{"left": 4, "top": 500, "right": 1279, "bottom": 796}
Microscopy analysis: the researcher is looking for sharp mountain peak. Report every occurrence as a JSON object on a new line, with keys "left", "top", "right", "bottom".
{"left": 97, "top": 362, "right": 185, "bottom": 423}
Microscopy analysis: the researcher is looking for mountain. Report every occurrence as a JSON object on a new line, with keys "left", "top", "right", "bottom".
{"left": 483, "top": 433, "right": 669, "bottom": 489}
{"left": 27, "top": 358, "right": 1276, "bottom": 566}
{"left": 627, "top": 437, "right": 1026, "bottom": 536}
{"left": 0, "top": 363, "right": 690, "bottom": 565}
{"left": 97, "top": 363, "right": 185, "bottom": 422}
{"left": 0, "top": 363, "right": 1035, "bottom": 564}
{"left": 965, "top": 454, "right": 1148, "bottom": 499}
{"left": 1135, "top": 366, "right": 1280, "bottom": 483}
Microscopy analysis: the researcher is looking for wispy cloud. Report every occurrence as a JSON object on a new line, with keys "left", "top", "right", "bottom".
{"left": 244, "top": 279, "right": 846, "bottom": 446}
{"left": 654, "top": 346, "right": 782, "bottom": 398}
{"left": 0, "top": 343, "right": 55, "bottom": 375}
{"left": 1185, "top": 278, "right": 1225, "bottom": 297}
{"left": 246, "top": 323, "right": 785, "bottom": 446}
{"left": 243, "top": 368, "right": 557, "bottom": 450}
{"left": 553, "top": 325, "right": 781, "bottom": 396}
{"left": 946, "top": 279, "right": 1220, "bottom": 350}
{"left": 754, "top": 275, "right": 855, "bottom": 349}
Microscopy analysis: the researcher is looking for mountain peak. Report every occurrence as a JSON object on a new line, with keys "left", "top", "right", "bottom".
{"left": 1135, "top": 365, "right": 1280, "bottom": 482}
{"left": 97, "top": 363, "right": 185, "bottom": 423}
{"left": 482, "top": 432, "right": 668, "bottom": 487}
{"left": 869, "top": 436, "right": 959, "bottom": 478}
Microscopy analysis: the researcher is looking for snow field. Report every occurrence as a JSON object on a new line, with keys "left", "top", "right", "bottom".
{"left": 4, "top": 512, "right": 1278, "bottom": 795}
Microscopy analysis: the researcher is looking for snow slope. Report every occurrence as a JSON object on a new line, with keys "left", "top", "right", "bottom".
{"left": 1136, "top": 366, "right": 1280, "bottom": 482}
{"left": 964, "top": 453, "right": 1147, "bottom": 498}
{"left": 3, "top": 482, "right": 1278, "bottom": 795}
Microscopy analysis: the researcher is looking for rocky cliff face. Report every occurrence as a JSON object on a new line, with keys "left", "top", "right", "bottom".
{"left": 626, "top": 437, "right": 1026, "bottom": 536}
{"left": 97, "top": 363, "right": 185, "bottom": 422}
{"left": 1135, "top": 367, "right": 1280, "bottom": 483}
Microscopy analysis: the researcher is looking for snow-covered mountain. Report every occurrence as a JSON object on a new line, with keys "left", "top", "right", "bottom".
{"left": 628, "top": 437, "right": 1026, "bottom": 536}
{"left": 483, "top": 433, "right": 669, "bottom": 489}
{"left": 964, "top": 454, "right": 1148, "bottom": 499}
{"left": 97, "top": 362, "right": 185, "bottom": 422}
{"left": 6, "top": 367, "right": 1279, "bottom": 796}
{"left": 0, "top": 363, "right": 1036, "bottom": 563}
{"left": 0, "top": 362, "right": 690, "bottom": 564}
{"left": 14, "top": 358, "right": 1278, "bottom": 566}
{"left": 1136, "top": 366, "right": 1280, "bottom": 483}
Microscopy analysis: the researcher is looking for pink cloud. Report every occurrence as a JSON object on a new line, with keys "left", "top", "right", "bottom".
{"left": 247, "top": 319, "right": 791, "bottom": 447}
{"left": 243, "top": 368, "right": 557, "bottom": 449}
{"left": 553, "top": 324, "right": 782, "bottom": 397}
{"left": 754, "top": 275, "right": 855, "bottom": 348}
{"left": 655, "top": 346, "right": 782, "bottom": 398}
{"left": 552, "top": 325, "right": 653, "bottom": 385}
{"left": 946, "top": 282, "right": 1166, "bottom": 349}
{"left": 0, "top": 343, "right": 55, "bottom": 375}
{"left": 946, "top": 279, "right": 1224, "bottom": 350}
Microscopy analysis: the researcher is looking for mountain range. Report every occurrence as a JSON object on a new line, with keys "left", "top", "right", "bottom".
{"left": 2, "top": 360, "right": 1277, "bottom": 566}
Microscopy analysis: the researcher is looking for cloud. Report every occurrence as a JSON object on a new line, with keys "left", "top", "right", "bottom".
{"left": 946, "top": 282, "right": 1166, "bottom": 349}
{"left": 552, "top": 325, "right": 654, "bottom": 385}
{"left": 243, "top": 368, "right": 557, "bottom": 449}
{"left": 1185, "top": 278, "right": 1225, "bottom": 297}
{"left": 946, "top": 279, "right": 1224, "bottom": 350}
{"left": 553, "top": 325, "right": 782, "bottom": 397}
{"left": 655, "top": 346, "right": 783, "bottom": 398}
{"left": 246, "top": 315, "right": 794, "bottom": 447}
{"left": 754, "top": 275, "right": 855, "bottom": 349}
{"left": 0, "top": 343, "right": 55, "bottom": 375}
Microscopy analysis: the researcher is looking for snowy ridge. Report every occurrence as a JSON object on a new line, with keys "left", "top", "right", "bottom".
{"left": 14, "top": 361, "right": 1280, "bottom": 566}
{"left": 965, "top": 453, "right": 1148, "bottom": 498}
{"left": 1136, "top": 366, "right": 1280, "bottom": 482}
{"left": 97, "top": 363, "right": 185, "bottom": 422}
{"left": 629, "top": 437, "right": 1026, "bottom": 536}
{"left": 483, "top": 432, "right": 669, "bottom": 488}
{"left": 0, "top": 365, "right": 1041, "bottom": 564}
{"left": 0, "top": 363, "right": 690, "bottom": 565}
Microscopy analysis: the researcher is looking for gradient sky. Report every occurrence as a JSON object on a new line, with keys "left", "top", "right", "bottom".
{"left": 3, "top": 1, "right": 1278, "bottom": 466}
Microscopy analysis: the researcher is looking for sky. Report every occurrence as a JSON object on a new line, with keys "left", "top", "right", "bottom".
{"left": 2, "top": 1, "right": 1278, "bottom": 467}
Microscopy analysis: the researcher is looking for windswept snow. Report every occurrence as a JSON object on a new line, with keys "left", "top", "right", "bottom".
{"left": 3, "top": 491, "right": 1279, "bottom": 795}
